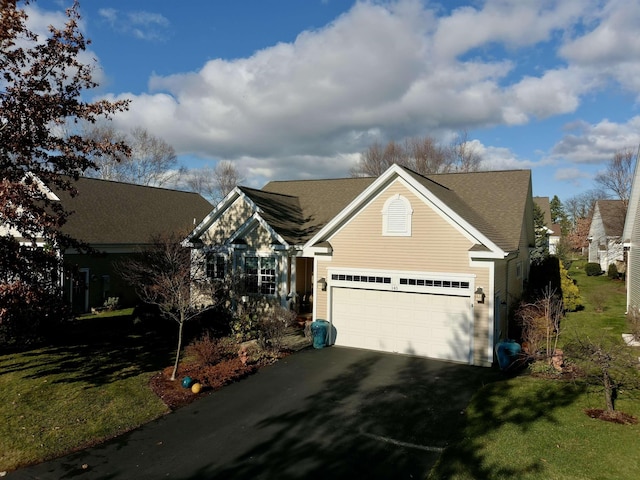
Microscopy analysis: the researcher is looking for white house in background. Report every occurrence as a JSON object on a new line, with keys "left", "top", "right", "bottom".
{"left": 624, "top": 161, "right": 640, "bottom": 312}
{"left": 185, "top": 164, "right": 535, "bottom": 367}
{"left": 588, "top": 199, "right": 626, "bottom": 273}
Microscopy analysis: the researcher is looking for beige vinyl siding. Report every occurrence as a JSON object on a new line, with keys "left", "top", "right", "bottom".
{"left": 328, "top": 182, "right": 476, "bottom": 273}
{"left": 315, "top": 260, "right": 330, "bottom": 321}
{"left": 317, "top": 180, "right": 497, "bottom": 365}
{"left": 244, "top": 223, "right": 279, "bottom": 251}
{"left": 201, "top": 199, "right": 253, "bottom": 245}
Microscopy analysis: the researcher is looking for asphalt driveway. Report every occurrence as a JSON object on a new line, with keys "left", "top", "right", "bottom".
{"left": 11, "top": 347, "right": 496, "bottom": 480}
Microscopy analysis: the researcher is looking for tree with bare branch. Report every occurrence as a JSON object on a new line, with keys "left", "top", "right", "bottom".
{"left": 351, "top": 131, "right": 482, "bottom": 177}
{"left": 117, "top": 232, "right": 224, "bottom": 380}
{"left": 83, "top": 124, "right": 183, "bottom": 187}
{"left": 594, "top": 147, "right": 637, "bottom": 208}
{"left": 185, "top": 161, "right": 243, "bottom": 204}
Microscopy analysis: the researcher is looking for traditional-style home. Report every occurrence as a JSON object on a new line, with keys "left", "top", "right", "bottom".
{"left": 588, "top": 199, "right": 626, "bottom": 273}
{"left": 1, "top": 176, "right": 212, "bottom": 313}
{"left": 57, "top": 177, "right": 212, "bottom": 312}
{"left": 186, "top": 165, "right": 535, "bottom": 367}
{"left": 624, "top": 161, "right": 640, "bottom": 312}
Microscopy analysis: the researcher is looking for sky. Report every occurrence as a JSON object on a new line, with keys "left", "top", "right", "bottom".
{"left": 27, "top": 0, "right": 640, "bottom": 202}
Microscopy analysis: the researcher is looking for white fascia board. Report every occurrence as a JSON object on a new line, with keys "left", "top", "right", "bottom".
{"left": 24, "top": 172, "right": 60, "bottom": 201}
{"left": 227, "top": 212, "right": 290, "bottom": 249}
{"left": 468, "top": 249, "right": 508, "bottom": 260}
{"left": 182, "top": 187, "right": 244, "bottom": 246}
{"left": 302, "top": 245, "right": 333, "bottom": 257}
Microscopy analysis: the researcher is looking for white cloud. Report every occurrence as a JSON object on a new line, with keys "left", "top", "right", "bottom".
{"left": 550, "top": 117, "right": 640, "bottom": 164}
{"left": 98, "top": 8, "right": 170, "bottom": 41}
{"left": 98, "top": 0, "right": 640, "bottom": 182}
{"left": 554, "top": 167, "right": 592, "bottom": 182}
{"left": 432, "top": 0, "right": 587, "bottom": 60}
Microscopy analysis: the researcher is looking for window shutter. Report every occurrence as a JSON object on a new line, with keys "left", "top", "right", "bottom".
{"left": 387, "top": 198, "right": 407, "bottom": 233}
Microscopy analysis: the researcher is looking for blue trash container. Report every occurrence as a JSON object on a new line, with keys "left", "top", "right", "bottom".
{"left": 310, "top": 320, "right": 328, "bottom": 349}
{"left": 495, "top": 340, "right": 522, "bottom": 370}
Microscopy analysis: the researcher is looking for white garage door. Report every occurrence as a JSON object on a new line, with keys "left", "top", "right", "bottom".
{"left": 330, "top": 287, "right": 472, "bottom": 363}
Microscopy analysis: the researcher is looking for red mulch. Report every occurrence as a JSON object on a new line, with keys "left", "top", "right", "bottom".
{"left": 149, "top": 352, "right": 294, "bottom": 410}
{"left": 584, "top": 408, "right": 638, "bottom": 425}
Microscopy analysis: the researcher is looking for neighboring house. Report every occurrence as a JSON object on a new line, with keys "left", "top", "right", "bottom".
{"left": 624, "top": 161, "right": 640, "bottom": 312}
{"left": 588, "top": 199, "right": 626, "bottom": 273}
{"left": 548, "top": 224, "right": 562, "bottom": 255}
{"left": 185, "top": 165, "right": 535, "bottom": 367}
{"left": 3, "top": 176, "right": 212, "bottom": 313}
{"left": 533, "top": 196, "right": 561, "bottom": 254}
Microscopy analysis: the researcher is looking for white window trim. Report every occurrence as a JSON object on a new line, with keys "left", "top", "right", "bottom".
{"left": 381, "top": 194, "right": 413, "bottom": 237}
{"left": 241, "top": 253, "right": 279, "bottom": 297}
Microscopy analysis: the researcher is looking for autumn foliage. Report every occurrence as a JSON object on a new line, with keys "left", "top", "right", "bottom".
{"left": 1, "top": 1, "right": 129, "bottom": 339}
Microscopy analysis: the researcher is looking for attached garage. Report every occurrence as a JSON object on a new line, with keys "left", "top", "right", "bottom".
{"left": 328, "top": 270, "right": 474, "bottom": 363}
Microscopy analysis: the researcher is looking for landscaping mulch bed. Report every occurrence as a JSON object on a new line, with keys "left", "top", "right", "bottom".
{"left": 584, "top": 408, "right": 638, "bottom": 425}
{"left": 149, "top": 351, "right": 293, "bottom": 410}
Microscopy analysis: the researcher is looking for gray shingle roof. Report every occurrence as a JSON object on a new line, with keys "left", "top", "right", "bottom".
{"left": 250, "top": 168, "right": 531, "bottom": 252}
{"left": 53, "top": 177, "right": 213, "bottom": 245}
{"left": 596, "top": 199, "right": 626, "bottom": 237}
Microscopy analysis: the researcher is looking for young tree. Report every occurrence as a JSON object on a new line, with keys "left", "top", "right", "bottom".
{"left": 531, "top": 202, "right": 549, "bottom": 265}
{"left": 568, "top": 336, "right": 640, "bottom": 416}
{"left": 117, "top": 232, "right": 224, "bottom": 380}
{"left": 0, "top": 1, "right": 129, "bottom": 333}
{"left": 549, "top": 195, "right": 571, "bottom": 236}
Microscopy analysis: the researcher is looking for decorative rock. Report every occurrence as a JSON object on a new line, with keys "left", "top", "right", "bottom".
{"left": 191, "top": 382, "right": 202, "bottom": 394}
{"left": 181, "top": 376, "right": 193, "bottom": 388}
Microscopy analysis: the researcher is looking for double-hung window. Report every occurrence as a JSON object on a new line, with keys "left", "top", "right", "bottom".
{"left": 244, "top": 256, "right": 277, "bottom": 295}
{"left": 206, "top": 253, "right": 226, "bottom": 280}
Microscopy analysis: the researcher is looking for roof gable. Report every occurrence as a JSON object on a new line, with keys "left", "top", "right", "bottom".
{"left": 593, "top": 199, "right": 626, "bottom": 237}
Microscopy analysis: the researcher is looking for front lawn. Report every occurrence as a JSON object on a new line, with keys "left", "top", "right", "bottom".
{"left": 429, "top": 260, "right": 640, "bottom": 480}
{"left": 0, "top": 311, "right": 172, "bottom": 472}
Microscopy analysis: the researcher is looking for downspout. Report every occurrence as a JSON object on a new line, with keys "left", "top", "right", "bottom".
{"left": 503, "top": 250, "right": 519, "bottom": 338}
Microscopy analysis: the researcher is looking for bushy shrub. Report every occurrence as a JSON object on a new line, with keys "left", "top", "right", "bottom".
{"left": 516, "top": 287, "right": 563, "bottom": 360}
{"left": 0, "top": 281, "right": 68, "bottom": 345}
{"left": 607, "top": 263, "right": 619, "bottom": 280}
{"left": 103, "top": 296, "right": 120, "bottom": 311}
{"left": 257, "top": 306, "right": 297, "bottom": 350}
{"left": 186, "top": 332, "right": 236, "bottom": 366}
{"left": 585, "top": 262, "right": 603, "bottom": 276}
{"left": 560, "top": 261, "right": 582, "bottom": 312}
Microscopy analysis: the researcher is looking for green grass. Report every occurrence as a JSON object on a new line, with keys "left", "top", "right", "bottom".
{"left": 0, "top": 310, "right": 172, "bottom": 472}
{"left": 429, "top": 259, "right": 640, "bottom": 480}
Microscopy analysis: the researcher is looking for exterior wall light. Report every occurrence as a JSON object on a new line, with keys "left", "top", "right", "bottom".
{"left": 318, "top": 277, "right": 327, "bottom": 291}
{"left": 474, "top": 287, "right": 485, "bottom": 304}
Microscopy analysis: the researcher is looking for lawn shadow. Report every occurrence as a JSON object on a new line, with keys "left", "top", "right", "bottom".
{"left": 14, "top": 313, "right": 176, "bottom": 387}
{"left": 431, "top": 374, "right": 586, "bottom": 479}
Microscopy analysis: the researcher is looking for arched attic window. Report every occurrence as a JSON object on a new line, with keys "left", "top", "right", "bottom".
{"left": 382, "top": 194, "right": 413, "bottom": 236}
